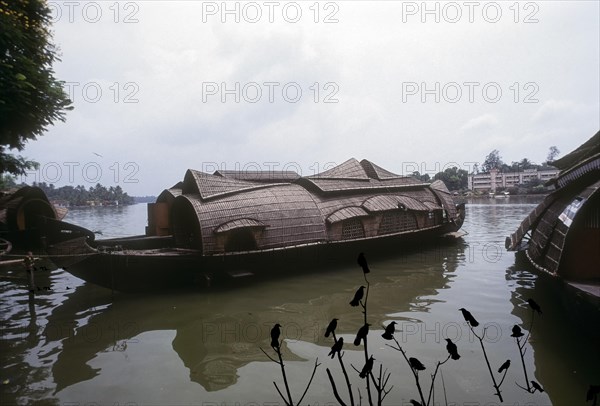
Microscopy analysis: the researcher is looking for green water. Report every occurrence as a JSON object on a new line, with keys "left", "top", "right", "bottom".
{"left": 1, "top": 198, "right": 598, "bottom": 405}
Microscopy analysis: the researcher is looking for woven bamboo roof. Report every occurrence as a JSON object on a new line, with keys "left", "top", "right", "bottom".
{"left": 160, "top": 159, "right": 460, "bottom": 254}
{"left": 215, "top": 170, "right": 300, "bottom": 183}
{"left": 326, "top": 206, "right": 369, "bottom": 223}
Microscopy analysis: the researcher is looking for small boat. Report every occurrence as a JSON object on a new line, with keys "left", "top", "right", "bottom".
{"left": 46, "top": 159, "right": 466, "bottom": 291}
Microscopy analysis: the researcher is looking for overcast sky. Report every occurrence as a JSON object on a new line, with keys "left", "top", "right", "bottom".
{"left": 20, "top": 0, "right": 600, "bottom": 195}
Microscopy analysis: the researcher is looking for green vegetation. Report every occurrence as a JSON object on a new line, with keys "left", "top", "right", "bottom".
{"left": 33, "top": 182, "right": 134, "bottom": 206}
{"left": 1, "top": 0, "right": 72, "bottom": 176}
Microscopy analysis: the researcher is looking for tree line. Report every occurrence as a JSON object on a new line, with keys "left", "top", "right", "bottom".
{"left": 32, "top": 182, "right": 134, "bottom": 206}
{"left": 411, "top": 146, "right": 560, "bottom": 191}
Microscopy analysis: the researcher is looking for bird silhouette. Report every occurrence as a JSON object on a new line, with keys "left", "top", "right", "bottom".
{"left": 531, "top": 380, "right": 544, "bottom": 393}
{"left": 409, "top": 357, "right": 426, "bottom": 371}
{"left": 459, "top": 308, "right": 479, "bottom": 327}
{"left": 324, "top": 318, "right": 338, "bottom": 338}
{"left": 357, "top": 252, "right": 370, "bottom": 274}
{"left": 511, "top": 325, "right": 524, "bottom": 338}
{"left": 409, "top": 400, "right": 422, "bottom": 406}
{"left": 498, "top": 359, "right": 510, "bottom": 373}
{"left": 445, "top": 338, "right": 460, "bottom": 360}
{"left": 349, "top": 286, "right": 366, "bottom": 307}
{"left": 527, "top": 298, "right": 542, "bottom": 315}
{"left": 359, "top": 355, "right": 375, "bottom": 378}
{"left": 354, "top": 323, "right": 370, "bottom": 346}
{"left": 328, "top": 337, "right": 344, "bottom": 359}
{"left": 271, "top": 323, "right": 281, "bottom": 349}
{"left": 381, "top": 321, "right": 397, "bottom": 340}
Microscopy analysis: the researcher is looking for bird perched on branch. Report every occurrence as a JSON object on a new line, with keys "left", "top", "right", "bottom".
{"left": 531, "top": 380, "right": 544, "bottom": 393}
{"left": 459, "top": 308, "right": 479, "bottom": 327}
{"left": 270, "top": 323, "right": 281, "bottom": 349}
{"left": 324, "top": 318, "right": 338, "bottom": 338}
{"left": 382, "top": 321, "right": 397, "bottom": 340}
{"left": 409, "top": 357, "right": 426, "bottom": 371}
{"left": 498, "top": 359, "right": 510, "bottom": 373}
{"left": 354, "top": 323, "right": 370, "bottom": 346}
{"left": 511, "top": 325, "right": 524, "bottom": 338}
{"left": 359, "top": 355, "right": 375, "bottom": 378}
{"left": 328, "top": 337, "right": 344, "bottom": 359}
{"left": 445, "top": 338, "right": 460, "bottom": 360}
{"left": 357, "top": 252, "right": 370, "bottom": 274}
{"left": 349, "top": 286, "right": 366, "bottom": 307}
{"left": 527, "top": 298, "right": 542, "bottom": 315}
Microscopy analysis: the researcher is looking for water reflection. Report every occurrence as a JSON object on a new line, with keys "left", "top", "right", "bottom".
{"left": 46, "top": 240, "right": 466, "bottom": 394}
{"left": 507, "top": 263, "right": 600, "bottom": 405}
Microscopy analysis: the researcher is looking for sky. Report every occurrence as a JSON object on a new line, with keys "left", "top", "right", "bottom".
{"left": 19, "top": 0, "right": 600, "bottom": 195}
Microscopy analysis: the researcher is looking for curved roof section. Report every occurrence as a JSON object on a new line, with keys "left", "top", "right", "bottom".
{"left": 299, "top": 159, "right": 424, "bottom": 194}
{"left": 156, "top": 182, "right": 183, "bottom": 204}
{"left": 552, "top": 130, "right": 599, "bottom": 171}
{"left": 183, "top": 170, "right": 286, "bottom": 200}
{"left": 396, "top": 195, "right": 430, "bottom": 211}
{"left": 326, "top": 207, "right": 369, "bottom": 224}
{"left": 174, "top": 184, "right": 326, "bottom": 254}
{"left": 215, "top": 170, "right": 300, "bottom": 183}
{"left": 308, "top": 158, "right": 369, "bottom": 180}
{"left": 362, "top": 195, "right": 400, "bottom": 212}
{"left": 215, "top": 218, "right": 266, "bottom": 233}
{"left": 360, "top": 159, "right": 403, "bottom": 180}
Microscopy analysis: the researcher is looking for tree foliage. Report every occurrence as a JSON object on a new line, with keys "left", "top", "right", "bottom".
{"left": 33, "top": 182, "right": 134, "bottom": 206}
{"left": 482, "top": 150, "right": 503, "bottom": 172}
{"left": 546, "top": 146, "right": 560, "bottom": 163}
{"left": 0, "top": 0, "right": 72, "bottom": 175}
{"left": 433, "top": 167, "right": 468, "bottom": 191}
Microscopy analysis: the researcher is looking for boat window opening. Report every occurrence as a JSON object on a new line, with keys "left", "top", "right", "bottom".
{"left": 224, "top": 229, "right": 258, "bottom": 252}
{"left": 341, "top": 218, "right": 365, "bottom": 240}
{"left": 379, "top": 211, "right": 417, "bottom": 235}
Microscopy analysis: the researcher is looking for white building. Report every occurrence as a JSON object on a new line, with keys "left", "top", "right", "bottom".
{"left": 468, "top": 168, "right": 559, "bottom": 192}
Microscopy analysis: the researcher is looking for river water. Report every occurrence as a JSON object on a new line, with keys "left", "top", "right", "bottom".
{"left": 1, "top": 197, "right": 598, "bottom": 405}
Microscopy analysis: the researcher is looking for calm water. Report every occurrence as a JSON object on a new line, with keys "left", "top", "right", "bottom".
{"left": 1, "top": 198, "right": 599, "bottom": 405}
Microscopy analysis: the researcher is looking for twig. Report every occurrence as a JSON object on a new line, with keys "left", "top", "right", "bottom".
{"left": 426, "top": 355, "right": 450, "bottom": 406}
{"left": 297, "top": 358, "right": 321, "bottom": 405}
{"left": 389, "top": 337, "right": 426, "bottom": 406}
{"left": 516, "top": 336, "right": 531, "bottom": 392}
{"left": 327, "top": 368, "right": 348, "bottom": 406}
{"left": 470, "top": 325, "right": 504, "bottom": 402}
{"left": 332, "top": 332, "right": 355, "bottom": 406}
{"left": 273, "top": 382, "right": 291, "bottom": 406}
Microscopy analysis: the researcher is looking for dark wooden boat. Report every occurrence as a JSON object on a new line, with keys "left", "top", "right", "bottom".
{"left": 46, "top": 159, "right": 466, "bottom": 291}
{"left": 506, "top": 131, "right": 600, "bottom": 301}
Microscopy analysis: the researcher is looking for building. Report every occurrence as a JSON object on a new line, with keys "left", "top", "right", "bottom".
{"left": 468, "top": 167, "right": 559, "bottom": 192}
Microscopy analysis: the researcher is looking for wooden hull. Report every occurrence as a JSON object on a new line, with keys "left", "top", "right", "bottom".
{"left": 48, "top": 220, "right": 464, "bottom": 292}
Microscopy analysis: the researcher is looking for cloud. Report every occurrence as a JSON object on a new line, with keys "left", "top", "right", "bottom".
{"left": 459, "top": 114, "right": 499, "bottom": 133}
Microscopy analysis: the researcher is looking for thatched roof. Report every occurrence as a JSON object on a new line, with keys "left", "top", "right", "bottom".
{"left": 552, "top": 130, "right": 600, "bottom": 171}
{"left": 507, "top": 131, "right": 600, "bottom": 275}
{"left": 161, "top": 159, "right": 460, "bottom": 254}
{"left": 0, "top": 186, "right": 61, "bottom": 231}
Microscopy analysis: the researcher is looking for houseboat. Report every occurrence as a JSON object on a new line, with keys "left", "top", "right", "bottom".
{"left": 46, "top": 158, "right": 466, "bottom": 291}
{"left": 506, "top": 131, "right": 600, "bottom": 301}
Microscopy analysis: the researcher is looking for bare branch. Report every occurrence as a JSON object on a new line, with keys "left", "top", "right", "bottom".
{"left": 298, "top": 359, "right": 321, "bottom": 405}
{"left": 326, "top": 368, "right": 348, "bottom": 406}
{"left": 260, "top": 347, "right": 279, "bottom": 364}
